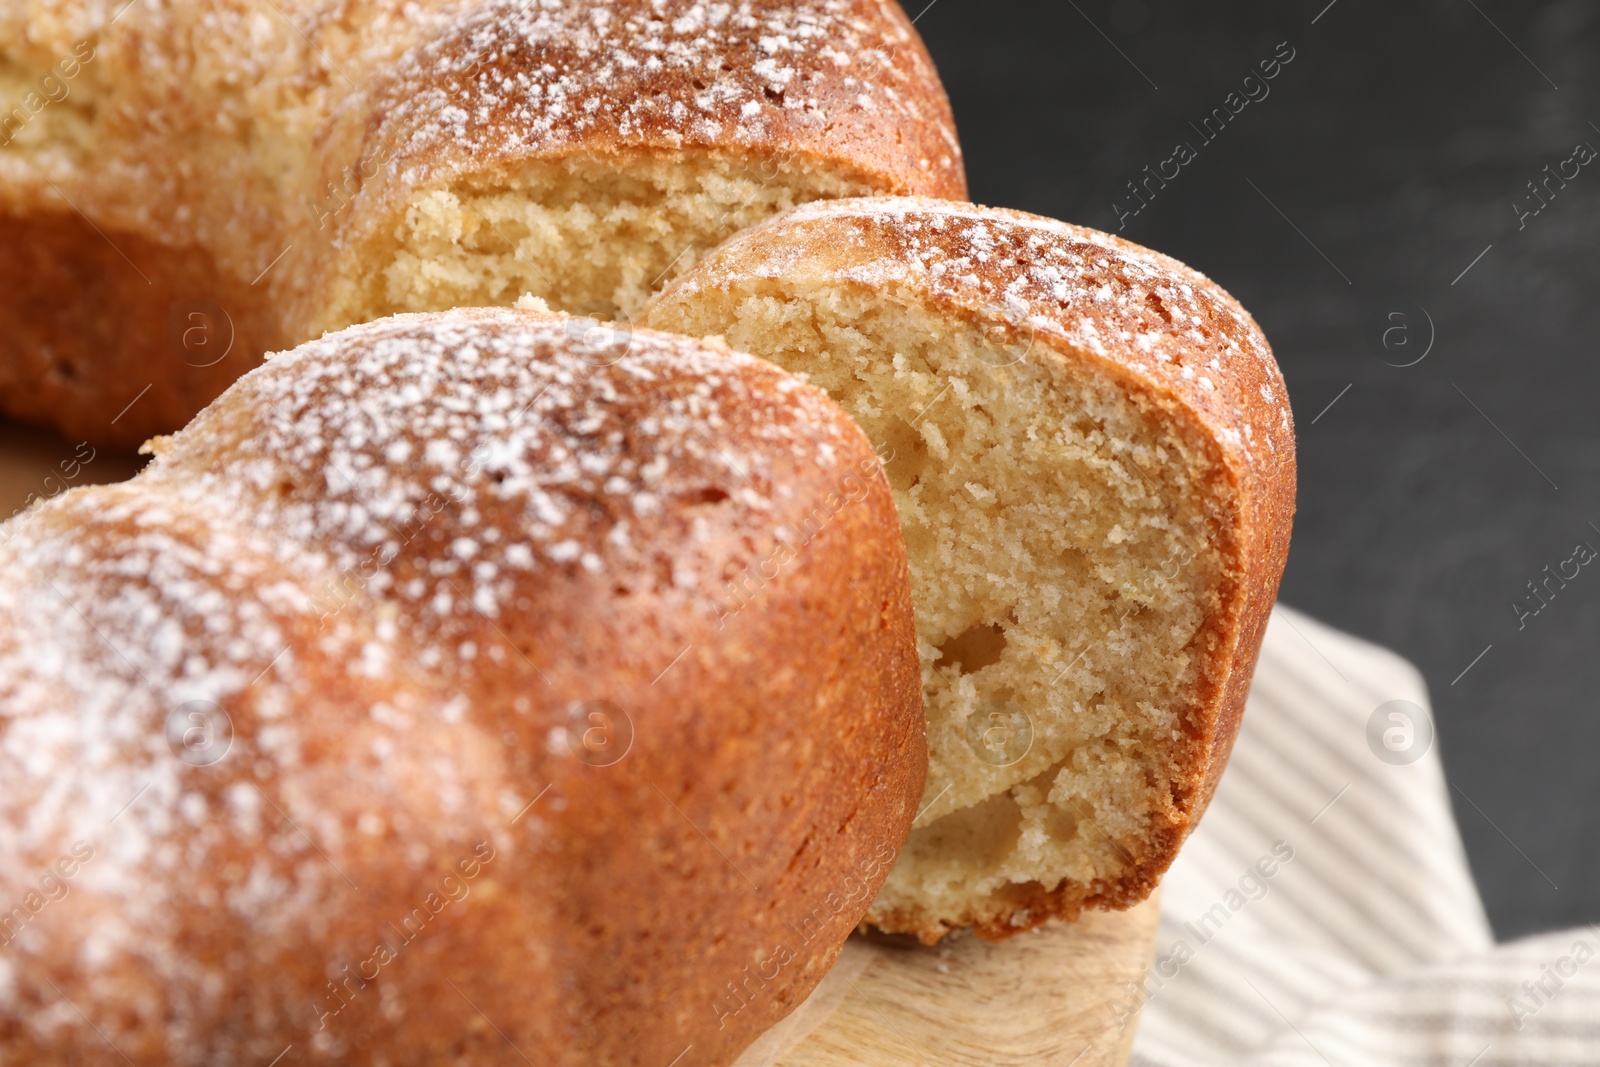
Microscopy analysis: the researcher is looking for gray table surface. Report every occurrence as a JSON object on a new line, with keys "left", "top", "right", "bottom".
{"left": 912, "top": 0, "right": 1599, "bottom": 939}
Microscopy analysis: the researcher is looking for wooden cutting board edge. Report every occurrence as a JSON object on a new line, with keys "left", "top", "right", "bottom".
{"left": 771, "top": 894, "right": 1158, "bottom": 1067}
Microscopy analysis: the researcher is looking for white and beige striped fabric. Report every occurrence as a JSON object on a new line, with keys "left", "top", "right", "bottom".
{"left": 1132, "top": 605, "right": 1600, "bottom": 1067}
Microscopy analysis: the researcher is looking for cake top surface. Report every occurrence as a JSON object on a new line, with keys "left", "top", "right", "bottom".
{"left": 340, "top": 0, "right": 964, "bottom": 197}
{"left": 655, "top": 196, "right": 1296, "bottom": 466}
{"left": 142, "top": 308, "right": 860, "bottom": 623}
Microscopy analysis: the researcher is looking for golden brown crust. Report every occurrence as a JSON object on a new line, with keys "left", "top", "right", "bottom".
{"left": 0, "top": 309, "right": 926, "bottom": 1066}
{"left": 0, "top": 211, "right": 280, "bottom": 441}
{"left": 0, "top": 0, "right": 964, "bottom": 447}
{"left": 643, "top": 197, "right": 1297, "bottom": 941}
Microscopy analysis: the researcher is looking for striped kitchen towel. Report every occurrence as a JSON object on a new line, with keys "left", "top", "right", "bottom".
{"left": 1132, "top": 605, "right": 1600, "bottom": 1067}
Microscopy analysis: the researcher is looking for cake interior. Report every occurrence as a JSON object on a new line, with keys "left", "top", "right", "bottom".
{"left": 645, "top": 281, "right": 1238, "bottom": 939}
{"left": 338, "top": 156, "right": 877, "bottom": 326}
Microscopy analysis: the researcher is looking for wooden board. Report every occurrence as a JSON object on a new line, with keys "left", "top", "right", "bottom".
{"left": 0, "top": 417, "right": 1161, "bottom": 1067}
{"left": 762, "top": 897, "right": 1159, "bottom": 1067}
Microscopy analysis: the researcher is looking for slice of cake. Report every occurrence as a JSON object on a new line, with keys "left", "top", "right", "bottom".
{"left": 643, "top": 197, "right": 1296, "bottom": 942}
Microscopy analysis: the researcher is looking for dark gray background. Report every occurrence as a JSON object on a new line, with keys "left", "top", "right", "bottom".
{"left": 911, "top": 0, "right": 1599, "bottom": 940}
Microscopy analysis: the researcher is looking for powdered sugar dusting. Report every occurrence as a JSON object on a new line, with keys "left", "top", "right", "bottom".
{"left": 146, "top": 310, "right": 848, "bottom": 651}
{"left": 0, "top": 486, "right": 501, "bottom": 1034}
{"left": 663, "top": 195, "right": 1296, "bottom": 453}
{"left": 349, "top": 0, "right": 962, "bottom": 189}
